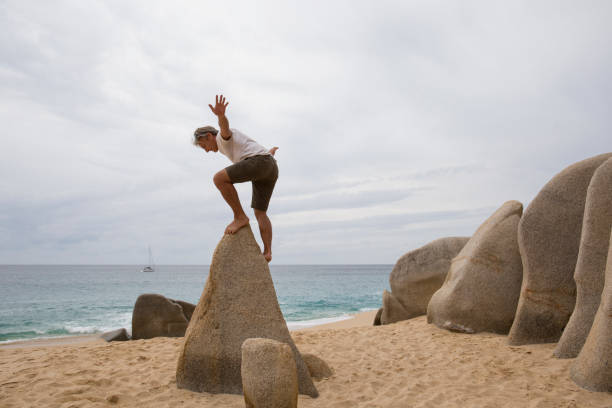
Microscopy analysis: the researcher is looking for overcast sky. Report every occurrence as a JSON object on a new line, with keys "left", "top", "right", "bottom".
{"left": 1, "top": 1, "right": 611, "bottom": 264}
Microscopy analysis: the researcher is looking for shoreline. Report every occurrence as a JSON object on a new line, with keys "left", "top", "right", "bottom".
{"left": 0, "top": 310, "right": 378, "bottom": 349}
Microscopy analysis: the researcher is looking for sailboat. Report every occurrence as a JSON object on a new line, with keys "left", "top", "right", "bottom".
{"left": 142, "top": 245, "right": 155, "bottom": 272}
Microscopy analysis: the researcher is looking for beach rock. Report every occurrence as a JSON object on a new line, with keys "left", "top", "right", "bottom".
{"left": 570, "top": 230, "right": 612, "bottom": 392}
{"left": 241, "top": 338, "right": 298, "bottom": 408}
{"left": 132, "top": 294, "right": 192, "bottom": 339}
{"left": 508, "top": 153, "right": 612, "bottom": 345}
{"left": 373, "top": 307, "right": 383, "bottom": 326}
{"left": 555, "top": 157, "right": 612, "bottom": 358}
{"left": 175, "top": 226, "right": 318, "bottom": 397}
{"left": 100, "top": 328, "right": 130, "bottom": 342}
{"left": 175, "top": 300, "right": 196, "bottom": 321}
{"left": 381, "top": 290, "right": 410, "bottom": 324}
{"left": 388, "top": 237, "right": 469, "bottom": 320}
{"left": 302, "top": 353, "right": 333, "bottom": 380}
{"left": 427, "top": 201, "right": 524, "bottom": 334}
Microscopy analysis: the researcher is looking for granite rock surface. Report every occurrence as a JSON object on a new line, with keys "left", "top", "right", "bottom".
{"left": 175, "top": 226, "right": 317, "bottom": 397}
{"left": 555, "top": 157, "right": 612, "bottom": 358}
{"left": 508, "top": 153, "right": 612, "bottom": 345}
{"left": 570, "top": 229, "right": 612, "bottom": 392}
{"left": 241, "top": 338, "right": 298, "bottom": 408}
{"left": 427, "top": 201, "right": 523, "bottom": 334}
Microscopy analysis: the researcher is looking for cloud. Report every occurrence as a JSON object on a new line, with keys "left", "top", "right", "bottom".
{"left": 1, "top": 0, "right": 611, "bottom": 263}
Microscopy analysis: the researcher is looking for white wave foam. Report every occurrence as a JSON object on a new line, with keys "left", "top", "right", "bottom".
{"left": 64, "top": 325, "right": 98, "bottom": 334}
{"left": 62, "top": 312, "right": 134, "bottom": 336}
{"left": 287, "top": 314, "right": 352, "bottom": 331}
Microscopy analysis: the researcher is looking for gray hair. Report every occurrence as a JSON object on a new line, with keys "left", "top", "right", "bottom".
{"left": 193, "top": 125, "right": 218, "bottom": 145}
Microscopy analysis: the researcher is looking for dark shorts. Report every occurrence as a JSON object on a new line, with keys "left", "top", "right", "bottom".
{"left": 225, "top": 154, "right": 279, "bottom": 212}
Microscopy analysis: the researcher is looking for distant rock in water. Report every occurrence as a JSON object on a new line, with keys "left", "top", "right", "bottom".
{"left": 131, "top": 294, "right": 195, "bottom": 340}
{"left": 175, "top": 226, "right": 318, "bottom": 397}
{"left": 427, "top": 201, "right": 523, "bottom": 334}
{"left": 555, "top": 157, "right": 612, "bottom": 358}
{"left": 386, "top": 237, "right": 469, "bottom": 323}
{"left": 570, "top": 229, "right": 612, "bottom": 392}
{"left": 509, "top": 153, "right": 612, "bottom": 346}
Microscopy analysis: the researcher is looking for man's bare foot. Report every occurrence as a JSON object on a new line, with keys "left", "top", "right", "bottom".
{"left": 225, "top": 216, "right": 249, "bottom": 234}
{"left": 263, "top": 250, "right": 272, "bottom": 263}
{"left": 269, "top": 147, "right": 279, "bottom": 156}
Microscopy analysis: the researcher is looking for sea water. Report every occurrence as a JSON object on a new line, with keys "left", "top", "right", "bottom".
{"left": 0, "top": 265, "right": 390, "bottom": 343}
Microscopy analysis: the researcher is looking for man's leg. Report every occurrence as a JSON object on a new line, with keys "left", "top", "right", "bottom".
{"left": 254, "top": 209, "right": 272, "bottom": 262}
{"left": 213, "top": 169, "right": 249, "bottom": 234}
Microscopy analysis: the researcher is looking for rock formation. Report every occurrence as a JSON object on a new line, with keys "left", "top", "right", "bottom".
{"left": 131, "top": 294, "right": 195, "bottom": 339}
{"left": 427, "top": 201, "right": 523, "bottom": 334}
{"left": 381, "top": 290, "right": 410, "bottom": 324}
{"left": 373, "top": 307, "right": 383, "bottom": 326}
{"left": 241, "top": 338, "right": 298, "bottom": 408}
{"left": 555, "top": 157, "right": 612, "bottom": 358}
{"left": 301, "top": 353, "right": 333, "bottom": 380}
{"left": 100, "top": 328, "right": 129, "bottom": 342}
{"left": 570, "top": 229, "right": 612, "bottom": 392}
{"left": 387, "top": 237, "right": 469, "bottom": 320}
{"left": 174, "top": 300, "right": 196, "bottom": 321}
{"left": 175, "top": 226, "right": 317, "bottom": 397}
{"left": 508, "top": 153, "right": 612, "bottom": 345}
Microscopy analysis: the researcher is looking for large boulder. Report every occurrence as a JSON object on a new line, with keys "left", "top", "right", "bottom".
{"left": 131, "top": 294, "right": 194, "bottom": 339}
{"left": 570, "top": 229, "right": 612, "bottom": 392}
{"left": 427, "top": 201, "right": 523, "bottom": 334}
{"left": 175, "top": 226, "right": 318, "bottom": 397}
{"left": 508, "top": 153, "right": 612, "bottom": 345}
{"left": 388, "top": 237, "right": 470, "bottom": 320}
{"left": 555, "top": 157, "right": 612, "bottom": 358}
{"left": 380, "top": 290, "right": 410, "bottom": 324}
{"left": 241, "top": 338, "right": 298, "bottom": 408}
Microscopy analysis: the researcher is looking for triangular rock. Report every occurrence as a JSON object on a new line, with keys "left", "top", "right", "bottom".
{"left": 175, "top": 226, "right": 318, "bottom": 397}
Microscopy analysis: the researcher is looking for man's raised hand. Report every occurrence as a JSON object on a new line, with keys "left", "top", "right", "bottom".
{"left": 209, "top": 94, "right": 229, "bottom": 117}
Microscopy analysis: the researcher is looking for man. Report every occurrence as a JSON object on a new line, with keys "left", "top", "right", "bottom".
{"left": 193, "top": 95, "right": 279, "bottom": 262}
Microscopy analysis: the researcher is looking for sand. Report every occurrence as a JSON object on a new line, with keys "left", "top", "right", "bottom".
{"left": 1, "top": 312, "right": 610, "bottom": 407}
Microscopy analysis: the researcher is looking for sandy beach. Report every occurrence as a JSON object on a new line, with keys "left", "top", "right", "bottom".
{"left": 1, "top": 311, "right": 610, "bottom": 407}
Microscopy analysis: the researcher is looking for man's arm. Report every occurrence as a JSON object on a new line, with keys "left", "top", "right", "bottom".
{"left": 209, "top": 94, "right": 232, "bottom": 140}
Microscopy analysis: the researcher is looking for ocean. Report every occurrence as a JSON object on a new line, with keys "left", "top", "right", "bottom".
{"left": 0, "top": 264, "right": 390, "bottom": 343}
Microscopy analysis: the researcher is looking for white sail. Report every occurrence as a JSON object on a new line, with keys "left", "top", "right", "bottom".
{"left": 142, "top": 245, "right": 155, "bottom": 272}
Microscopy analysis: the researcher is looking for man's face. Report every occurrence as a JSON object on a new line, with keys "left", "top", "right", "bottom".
{"left": 197, "top": 133, "right": 218, "bottom": 152}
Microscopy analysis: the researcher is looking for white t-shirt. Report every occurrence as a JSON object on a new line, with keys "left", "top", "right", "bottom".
{"left": 216, "top": 128, "right": 270, "bottom": 164}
